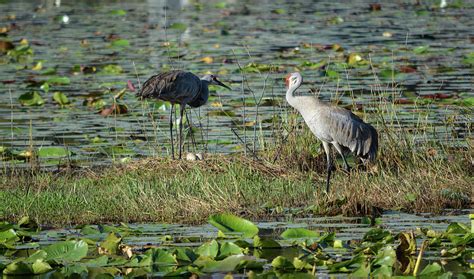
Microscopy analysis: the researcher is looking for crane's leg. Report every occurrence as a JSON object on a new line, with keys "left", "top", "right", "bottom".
{"left": 333, "top": 143, "right": 351, "bottom": 172}
{"left": 178, "top": 105, "right": 185, "bottom": 160}
{"left": 341, "top": 154, "right": 351, "bottom": 172}
{"left": 322, "top": 142, "right": 333, "bottom": 193}
{"left": 169, "top": 104, "right": 175, "bottom": 160}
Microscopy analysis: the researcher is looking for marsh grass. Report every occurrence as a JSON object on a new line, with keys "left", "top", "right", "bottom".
{"left": 0, "top": 128, "right": 471, "bottom": 226}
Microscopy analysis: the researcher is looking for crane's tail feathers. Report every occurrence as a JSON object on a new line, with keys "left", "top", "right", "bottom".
{"left": 136, "top": 74, "right": 160, "bottom": 99}
{"left": 366, "top": 127, "right": 378, "bottom": 162}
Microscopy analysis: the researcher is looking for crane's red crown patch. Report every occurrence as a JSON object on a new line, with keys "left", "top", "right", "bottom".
{"left": 285, "top": 73, "right": 291, "bottom": 88}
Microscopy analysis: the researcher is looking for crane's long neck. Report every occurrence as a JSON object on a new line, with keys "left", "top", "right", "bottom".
{"left": 189, "top": 80, "right": 209, "bottom": 108}
{"left": 286, "top": 84, "right": 302, "bottom": 111}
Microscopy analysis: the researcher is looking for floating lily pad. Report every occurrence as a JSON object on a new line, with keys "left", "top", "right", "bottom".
{"left": 100, "top": 64, "right": 123, "bottom": 75}
{"left": 43, "top": 240, "right": 88, "bottom": 262}
{"left": 196, "top": 240, "right": 219, "bottom": 258}
{"left": 413, "top": 45, "right": 430, "bottom": 54}
{"left": 46, "top": 76, "right": 71, "bottom": 85}
{"left": 109, "top": 9, "right": 126, "bottom": 16}
{"left": 3, "top": 260, "right": 52, "bottom": 275}
{"left": 19, "top": 91, "right": 44, "bottom": 106}
{"left": 169, "top": 23, "right": 187, "bottom": 31}
{"left": 37, "top": 147, "right": 71, "bottom": 158}
{"left": 281, "top": 228, "right": 319, "bottom": 239}
{"left": 110, "top": 39, "right": 130, "bottom": 48}
{"left": 202, "top": 255, "right": 246, "bottom": 273}
{"left": 52, "top": 92, "right": 70, "bottom": 106}
{"left": 208, "top": 214, "right": 258, "bottom": 238}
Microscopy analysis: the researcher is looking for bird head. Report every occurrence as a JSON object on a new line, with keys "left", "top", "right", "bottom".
{"left": 201, "top": 74, "right": 231, "bottom": 90}
{"left": 285, "top": 72, "right": 303, "bottom": 89}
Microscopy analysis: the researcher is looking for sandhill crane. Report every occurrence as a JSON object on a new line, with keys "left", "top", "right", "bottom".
{"left": 137, "top": 70, "right": 231, "bottom": 159}
{"left": 285, "top": 72, "right": 378, "bottom": 192}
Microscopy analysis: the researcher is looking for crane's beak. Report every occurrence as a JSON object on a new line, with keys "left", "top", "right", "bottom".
{"left": 213, "top": 78, "right": 232, "bottom": 90}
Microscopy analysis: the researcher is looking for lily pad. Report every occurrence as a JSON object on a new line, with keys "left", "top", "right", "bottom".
{"left": 169, "top": 23, "right": 187, "bottom": 31}
{"left": 19, "top": 92, "right": 44, "bottom": 106}
{"left": 202, "top": 255, "right": 246, "bottom": 273}
{"left": 100, "top": 64, "right": 123, "bottom": 75}
{"left": 43, "top": 240, "right": 88, "bottom": 262}
{"left": 110, "top": 39, "right": 130, "bottom": 48}
{"left": 110, "top": 9, "right": 126, "bottom": 16}
{"left": 46, "top": 76, "right": 71, "bottom": 85}
{"left": 281, "top": 228, "right": 319, "bottom": 239}
{"left": 208, "top": 214, "right": 259, "bottom": 238}
{"left": 37, "top": 147, "right": 71, "bottom": 158}
{"left": 196, "top": 240, "right": 219, "bottom": 258}
{"left": 52, "top": 92, "right": 70, "bottom": 106}
{"left": 3, "top": 260, "right": 52, "bottom": 275}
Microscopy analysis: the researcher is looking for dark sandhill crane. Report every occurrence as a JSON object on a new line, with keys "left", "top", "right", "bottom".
{"left": 137, "top": 70, "right": 231, "bottom": 159}
{"left": 285, "top": 72, "right": 378, "bottom": 192}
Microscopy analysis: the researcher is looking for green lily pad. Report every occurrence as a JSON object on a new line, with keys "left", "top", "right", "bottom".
{"left": 169, "top": 23, "right": 187, "bottom": 31}
{"left": 462, "top": 52, "right": 474, "bottom": 66}
{"left": 43, "top": 240, "right": 88, "bottom": 262}
{"left": 19, "top": 91, "right": 44, "bottom": 106}
{"left": 47, "top": 76, "right": 71, "bottom": 85}
{"left": 52, "top": 92, "right": 70, "bottom": 106}
{"left": 281, "top": 228, "right": 319, "bottom": 239}
{"left": 271, "top": 256, "right": 294, "bottom": 270}
{"left": 110, "top": 9, "right": 126, "bottom": 16}
{"left": 151, "top": 249, "right": 177, "bottom": 265}
{"left": 37, "top": 147, "right": 70, "bottom": 158}
{"left": 40, "top": 82, "right": 49, "bottom": 93}
{"left": 202, "top": 254, "right": 246, "bottom": 273}
{"left": 208, "top": 214, "right": 259, "bottom": 238}
{"left": 253, "top": 235, "right": 281, "bottom": 248}
{"left": 219, "top": 242, "right": 243, "bottom": 257}
{"left": 214, "top": 2, "right": 226, "bottom": 9}
{"left": 111, "top": 39, "right": 130, "bottom": 48}
{"left": 99, "top": 232, "right": 122, "bottom": 255}
{"left": 419, "top": 262, "right": 443, "bottom": 276}
{"left": 100, "top": 64, "right": 123, "bottom": 75}
{"left": 272, "top": 8, "right": 286, "bottom": 14}
{"left": 3, "top": 260, "right": 52, "bottom": 275}
{"left": 196, "top": 240, "right": 219, "bottom": 258}
{"left": 413, "top": 46, "right": 429, "bottom": 54}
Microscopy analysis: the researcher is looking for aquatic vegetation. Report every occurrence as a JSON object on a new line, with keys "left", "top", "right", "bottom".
{"left": 0, "top": 215, "right": 472, "bottom": 277}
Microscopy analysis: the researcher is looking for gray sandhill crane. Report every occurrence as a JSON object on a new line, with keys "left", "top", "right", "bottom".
{"left": 137, "top": 70, "right": 231, "bottom": 159}
{"left": 285, "top": 72, "right": 378, "bottom": 192}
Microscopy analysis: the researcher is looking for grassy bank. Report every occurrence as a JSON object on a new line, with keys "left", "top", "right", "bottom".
{"left": 0, "top": 136, "right": 471, "bottom": 225}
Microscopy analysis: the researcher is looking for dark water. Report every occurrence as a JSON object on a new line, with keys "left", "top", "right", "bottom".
{"left": 0, "top": 0, "right": 473, "bottom": 167}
